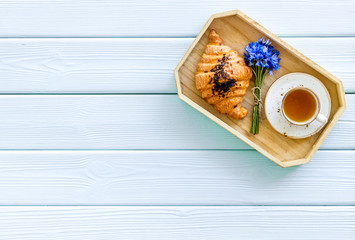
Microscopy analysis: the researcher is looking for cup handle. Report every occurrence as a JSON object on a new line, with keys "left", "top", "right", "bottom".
{"left": 315, "top": 113, "right": 328, "bottom": 124}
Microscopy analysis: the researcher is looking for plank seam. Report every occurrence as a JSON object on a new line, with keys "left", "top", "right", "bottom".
{"left": 0, "top": 35, "right": 354, "bottom": 39}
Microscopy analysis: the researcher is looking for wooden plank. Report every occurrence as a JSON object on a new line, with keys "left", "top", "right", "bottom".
{"left": 0, "top": 95, "right": 352, "bottom": 150}
{"left": 0, "top": 150, "right": 354, "bottom": 205}
{"left": 0, "top": 1, "right": 353, "bottom": 37}
{"left": 0, "top": 38, "right": 354, "bottom": 93}
{"left": 0, "top": 206, "right": 354, "bottom": 239}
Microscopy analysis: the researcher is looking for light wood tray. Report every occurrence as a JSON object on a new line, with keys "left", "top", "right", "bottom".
{"left": 174, "top": 10, "right": 346, "bottom": 167}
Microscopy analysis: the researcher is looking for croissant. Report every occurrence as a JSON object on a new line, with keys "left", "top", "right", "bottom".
{"left": 195, "top": 29, "right": 252, "bottom": 120}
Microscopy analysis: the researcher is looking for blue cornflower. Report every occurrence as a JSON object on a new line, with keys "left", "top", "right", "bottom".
{"left": 244, "top": 38, "right": 281, "bottom": 135}
{"left": 244, "top": 38, "right": 280, "bottom": 75}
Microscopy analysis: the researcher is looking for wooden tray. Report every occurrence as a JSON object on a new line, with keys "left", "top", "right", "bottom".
{"left": 174, "top": 10, "right": 346, "bottom": 167}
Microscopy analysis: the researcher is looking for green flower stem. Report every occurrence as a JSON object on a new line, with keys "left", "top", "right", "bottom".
{"left": 250, "top": 66, "right": 267, "bottom": 135}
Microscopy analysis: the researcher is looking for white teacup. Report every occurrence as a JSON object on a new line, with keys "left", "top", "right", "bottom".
{"left": 265, "top": 72, "right": 331, "bottom": 139}
{"left": 281, "top": 87, "right": 328, "bottom": 126}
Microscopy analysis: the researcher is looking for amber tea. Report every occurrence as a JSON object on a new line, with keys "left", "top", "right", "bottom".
{"left": 282, "top": 88, "right": 318, "bottom": 123}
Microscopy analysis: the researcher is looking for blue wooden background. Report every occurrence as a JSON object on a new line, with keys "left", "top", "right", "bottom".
{"left": 0, "top": 1, "right": 354, "bottom": 239}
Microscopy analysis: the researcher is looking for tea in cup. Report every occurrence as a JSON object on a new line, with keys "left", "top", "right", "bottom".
{"left": 282, "top": 87, "right": 327, "bottom": 125}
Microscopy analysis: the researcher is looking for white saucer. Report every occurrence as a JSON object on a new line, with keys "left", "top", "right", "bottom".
{"left": 265, "top": 73, "right": 331, "bottom": 139}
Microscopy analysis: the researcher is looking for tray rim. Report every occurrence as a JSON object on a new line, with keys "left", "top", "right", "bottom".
{"left": 174, "top": 9, "right": 346, "bottom": 167}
